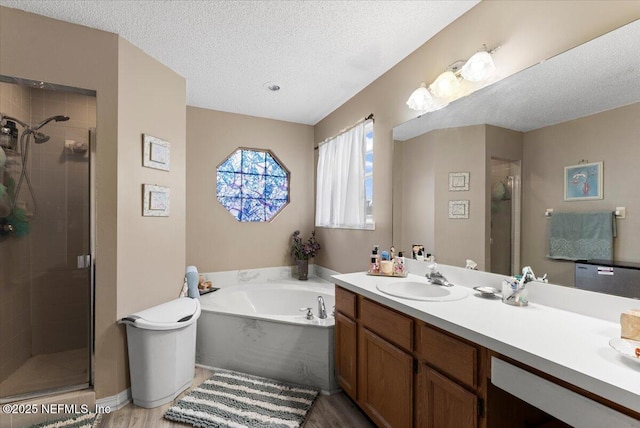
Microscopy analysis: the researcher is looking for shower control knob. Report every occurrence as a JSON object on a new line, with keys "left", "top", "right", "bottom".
{"left": 1, "top": 223, "right": 13, "bottom": 233}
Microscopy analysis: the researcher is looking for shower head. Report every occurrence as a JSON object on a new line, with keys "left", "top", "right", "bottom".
{"left": 33, "top": 115, "right": 70, "bottom": 130}
{"left": 33, "top": 132, "right": 50, "bottom": 144}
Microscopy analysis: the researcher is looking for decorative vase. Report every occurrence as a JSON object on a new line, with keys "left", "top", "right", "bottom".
{"left": 297, "top": 259, "right": 309, "bottom": 281}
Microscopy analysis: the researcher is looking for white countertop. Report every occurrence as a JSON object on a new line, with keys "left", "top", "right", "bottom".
{"left": 332, "top": 268, "right": 640, "bottom": 415}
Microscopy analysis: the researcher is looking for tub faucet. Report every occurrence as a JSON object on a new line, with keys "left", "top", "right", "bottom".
{"left": 317, "top": 296, "right": 327, "bottom": 319}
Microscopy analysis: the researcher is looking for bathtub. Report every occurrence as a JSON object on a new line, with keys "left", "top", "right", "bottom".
{"left": 196, "top": 279, "right": 338, "bottom": 393}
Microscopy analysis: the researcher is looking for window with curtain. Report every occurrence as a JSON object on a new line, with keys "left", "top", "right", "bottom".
{"left": 315, "top": 119, "right": 374, "bottom": 229}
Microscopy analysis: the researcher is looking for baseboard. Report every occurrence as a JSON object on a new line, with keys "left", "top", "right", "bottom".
{"left": 96, "top": 388, "right": 131, "bottom": 411}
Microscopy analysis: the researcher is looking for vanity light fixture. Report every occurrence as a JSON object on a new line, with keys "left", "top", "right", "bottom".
{"left": 460, "top": 47, "right": 496, "bottom": 82}
{"left": 429, "top": 69, "right": 461, "bottom": 99}
{"left": 406, "top": 82, "right": 433, "bottom": 111}
{"left": 407, "top": 44, "right": 498, "bottom": 112}
{"left": 406, "top": 82, "right": 449, "bottom": 113}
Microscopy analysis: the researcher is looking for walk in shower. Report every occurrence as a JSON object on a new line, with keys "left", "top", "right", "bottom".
{"left": 0, "top": 76, "right": 95, "bottom": 401}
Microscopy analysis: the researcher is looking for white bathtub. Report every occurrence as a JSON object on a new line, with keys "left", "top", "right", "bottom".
{"left": 196, "top": 279, "right": 338, "bottom": 393}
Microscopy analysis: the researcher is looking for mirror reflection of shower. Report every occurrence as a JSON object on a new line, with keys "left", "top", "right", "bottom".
{"left": 0, "top": 113, "right": 70, "bottom": 220}
{"left": 490, "top": 158, "right": 522, "bottom": 276}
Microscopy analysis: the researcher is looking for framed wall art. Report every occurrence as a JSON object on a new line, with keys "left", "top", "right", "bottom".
{"left": 142, "top": 184, "right": 170, "bottom": 217}
{"left": 449, "top": 172, "right": 469, "bottom": 191}
{"left": 143, "top": 134, "right": 170, "bottom": 171}
{"left": 449, "top": 200, "right": 469, "bottom": 219}
{"left": 564, "top": 161, "right": 603, "bottom": 201}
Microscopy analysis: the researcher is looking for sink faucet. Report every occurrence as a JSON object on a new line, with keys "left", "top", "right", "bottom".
{"left": 426, "top": 270, "right": 453, "bottom": 287}
{"left": 317, "top": 296, "right": 327, "bottom": 319}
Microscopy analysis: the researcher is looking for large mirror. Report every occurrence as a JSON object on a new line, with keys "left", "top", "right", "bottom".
{"left": 392, "top": 19, "right": 640, "bottom": 288}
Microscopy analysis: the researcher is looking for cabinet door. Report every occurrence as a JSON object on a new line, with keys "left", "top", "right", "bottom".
{"left": 416, "top": 364, "right": 477, "bottom": 428}
{"left": 335, "top": 312, "right": 358, "bottom": 399}
{"left": 359, "top": 328, "right": 413, "bottom": 428}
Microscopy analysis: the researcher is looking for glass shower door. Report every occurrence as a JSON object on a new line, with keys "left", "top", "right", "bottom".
{"left": 0, "top": 78, "right": 94, "bottom": 401}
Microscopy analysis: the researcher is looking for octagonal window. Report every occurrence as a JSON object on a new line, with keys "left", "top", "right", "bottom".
{"left": 216, "top": 148, "right": 290, "bottom": 222}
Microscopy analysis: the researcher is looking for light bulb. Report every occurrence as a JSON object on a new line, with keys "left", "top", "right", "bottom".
{"left": 460, "top": 50, "right": 495, "bottom": 82}
{"left": 429, "top": 71, "right": 460, "bottom": 99}
{"left": 406, "top": 83, "right": 433, "bottom": 111}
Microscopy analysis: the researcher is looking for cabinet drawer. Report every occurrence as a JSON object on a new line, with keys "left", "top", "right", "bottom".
{"left": 361, "top": 299, "right": 413, "bottom": 350}
{"left": 335, "top": 286, "right": 357, "bottom": 319}
{"left": 415, "top": 323, "right": 477, "bottom": 389}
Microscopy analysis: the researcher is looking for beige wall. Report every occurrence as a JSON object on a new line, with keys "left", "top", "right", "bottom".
{"left": 522, "top": 103, "right": 640, "bottom": 286}
{"left": 432, "top": 126, "right": 486, "bottom": 269}
{"left": 0, "top": 6, "right": 187, "bottom": 400}
{"left": 394, "top": 134, "right": 436, "bottom": 258}
{"left": 186, "top": 107, "right": 314, "bottom": 272}
{"left": 314, "top": 1, "right": 639, "bottom": 274}
{"left": 116, "top": 39, "right": 186, "bottom": 319}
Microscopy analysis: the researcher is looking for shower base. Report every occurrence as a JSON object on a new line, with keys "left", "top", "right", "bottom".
{"left": 0, "top": 348, "right": 89, "bottom": 400}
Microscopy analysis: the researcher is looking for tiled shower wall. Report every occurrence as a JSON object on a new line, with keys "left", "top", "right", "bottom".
{"left": 0, "top": 82, "right": 94, "bottom": 386}
{"left": 0, "top": 81, "right": 33, "bottom": 384}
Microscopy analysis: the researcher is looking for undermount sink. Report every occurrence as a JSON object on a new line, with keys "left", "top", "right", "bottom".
{"left": 376, "top": 280, "right": 469, "bottom": 302}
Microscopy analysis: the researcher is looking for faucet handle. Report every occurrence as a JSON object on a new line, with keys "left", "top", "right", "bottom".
{"left": 299, "top": 307, "right": 314, "bottom": 320}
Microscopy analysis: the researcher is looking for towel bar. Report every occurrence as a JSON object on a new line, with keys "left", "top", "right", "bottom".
{"left": 545, "top": 207, "right": 626, "bottom": 219}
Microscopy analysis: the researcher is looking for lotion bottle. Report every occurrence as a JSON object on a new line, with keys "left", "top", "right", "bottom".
{"left": 394, "top": 251, "right": 405, "bottom": 275}
{"left": 371, "top": 245, "right": 380, "bottom": 273}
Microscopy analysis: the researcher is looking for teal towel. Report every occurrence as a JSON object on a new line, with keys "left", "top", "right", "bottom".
{"left": 548, "top": 211, "right": 615, "bottom": 260}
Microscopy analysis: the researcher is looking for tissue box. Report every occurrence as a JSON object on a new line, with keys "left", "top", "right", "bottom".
{"left": 621, "top": 309, "right": 640, "bottom": 341}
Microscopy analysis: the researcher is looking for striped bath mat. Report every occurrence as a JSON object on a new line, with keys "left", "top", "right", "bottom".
{"left": 28, "top": 412, "right": 99, "bottom": 428}
{"left": 164, "top": 369, "right": 319, "bottom": 428}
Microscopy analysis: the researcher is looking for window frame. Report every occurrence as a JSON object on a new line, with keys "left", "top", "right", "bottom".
{"left": 216, "top": 147, "right": 290, "bottom": 222}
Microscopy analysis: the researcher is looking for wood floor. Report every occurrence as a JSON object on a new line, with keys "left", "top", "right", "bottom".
{"left": 97, "top": 367, "right": 375, "bottom": 428}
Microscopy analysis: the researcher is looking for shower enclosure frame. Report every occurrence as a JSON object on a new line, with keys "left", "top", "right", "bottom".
{"left": 0, "top": 74, "right": 96, "bottom": 403}
{"left": 489, "top": 157, "right": 522, "bottom": 277}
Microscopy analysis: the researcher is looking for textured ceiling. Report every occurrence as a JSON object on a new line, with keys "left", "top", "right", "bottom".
{"left": 394, "top": 19, "right": 640, "bottom": 140}
{"left": 0, "top": 0, "right": 479, "bottom": 125}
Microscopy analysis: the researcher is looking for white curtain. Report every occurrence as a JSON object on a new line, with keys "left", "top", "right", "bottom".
{"left": 315, "top": 120, "right": 367, "bottom": 228}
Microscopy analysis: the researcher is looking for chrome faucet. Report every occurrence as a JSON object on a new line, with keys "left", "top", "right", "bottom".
{"left": 426, "top": 270, "right": 453, "bottom": 287}
{"left": 317, "top": 296, "right": 327, "bottom": 319}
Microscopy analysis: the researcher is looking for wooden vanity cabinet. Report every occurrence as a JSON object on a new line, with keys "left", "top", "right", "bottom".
{"left": 335, "top": 288, "right": 358, "bottom": 400}
{"left": 359, "top": 328, "right": 413, "bottom": 427}
{"left": 414, "top": 322, "right": 482, "bottom": 428}
{"left": 335, "top": 285, "right": 483, "bottom": 428}
{"left": 416, "top": 364, "right": 478, "bottom": 428}
{"left": 359, "top": 297, "right": 414, "bottom": 428}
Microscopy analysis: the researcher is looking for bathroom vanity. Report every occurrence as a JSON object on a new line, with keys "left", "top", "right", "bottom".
{"left": 332, "top": 268, "right": 640, "bottom": 428}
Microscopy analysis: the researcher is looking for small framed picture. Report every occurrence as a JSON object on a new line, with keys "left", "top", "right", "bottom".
{"left": 564, "top": 161, "right": 603, "bottom": 201}
{"left": 449, "top": 172, "right": 469, "bottom": 191}
{"left": 142, "top": 134, "right": 170, "bottom": 171}
{"left": 449, "top": 200, "right": 469, "bottom": 219}
{"left": 142, "top": 184, "right": 170, "bottom": 217}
